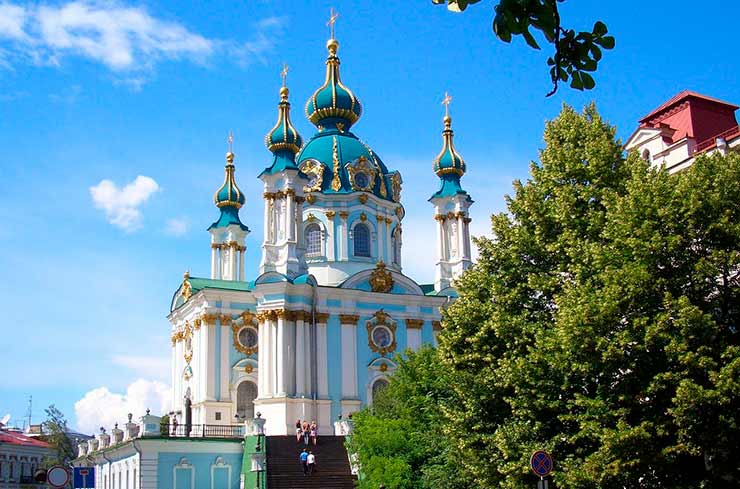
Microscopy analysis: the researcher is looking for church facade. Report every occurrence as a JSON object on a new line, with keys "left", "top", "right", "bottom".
{"left": 167, "top": 34, "right": 474, "bottom": 437}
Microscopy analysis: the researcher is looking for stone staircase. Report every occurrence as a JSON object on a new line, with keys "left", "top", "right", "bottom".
{"left": 266, "top": 435, "right": 357, "bottom": 489}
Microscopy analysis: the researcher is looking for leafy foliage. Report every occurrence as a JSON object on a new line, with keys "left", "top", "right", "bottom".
{"left": 432, "top": 0, "right": 614, "bottom": 95}
{"left": 347, "top": 346, "right": 474, "bottom": 489}
{"left": 439, "top": 104, "right": 740, "bottom": 487}
{"left": 42, "top": 405, "right": 75, "bottom": 466}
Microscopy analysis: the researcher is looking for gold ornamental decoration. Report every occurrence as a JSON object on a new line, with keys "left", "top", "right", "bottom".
{"left": 366, "top": 309, "right": 397, "bottom": 356}
{"left": 232, "top": 323, "right": 258, "bottom": 356}
{"left": 331, "top": 137, "right": 342, "bottom": 191}
{"left": 180, "top": 271, "right": 192, "bottom": 302}
{"left": 369, "top": 261, "right": 394, "bottom": 293}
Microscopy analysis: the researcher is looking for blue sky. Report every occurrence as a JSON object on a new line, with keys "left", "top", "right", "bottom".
{"left": 1, "top": 0, "right": 739, "bottom": 433}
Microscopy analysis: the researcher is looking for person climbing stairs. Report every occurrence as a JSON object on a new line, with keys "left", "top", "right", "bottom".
{"left": 266, "top": 435, "right": 357, "bottom": 489}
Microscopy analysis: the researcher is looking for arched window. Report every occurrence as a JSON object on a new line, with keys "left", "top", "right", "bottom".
{"left": 305, "top": 223, "right": 322, "bottom": 256}
{"left": 371, "top": 378, "right": 389, "bottom": 402}
{"left": 236, "top": 381, "right": 258, "bottom": 419}
{"left": 353, "top": 223, "right": 371, "bottom": 257}
{"left": 642, "top": 148, "right": 651, "bottom": 162}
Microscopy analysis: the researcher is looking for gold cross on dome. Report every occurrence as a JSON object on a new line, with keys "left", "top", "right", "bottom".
{"left": 281, "top": 63, "right": 289, "bottom": 87}
{"left": 227, "top": 131, "right": 234, "bottom": 153}
{"left": 327, "top": 7, "right": 339, "bottom": 39}
{"left": 442, "top": 92, "right": 452, "bottom": 117}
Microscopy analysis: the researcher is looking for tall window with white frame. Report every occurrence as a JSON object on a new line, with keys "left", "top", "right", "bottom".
{"left": 392, "top": 227, "right": 401, "bottom": 266}
{"left": 353, "top": 223, "right": 371, "bottom": 257}
{"left": 305, "top": 223, "right": 322, "bottom": 257}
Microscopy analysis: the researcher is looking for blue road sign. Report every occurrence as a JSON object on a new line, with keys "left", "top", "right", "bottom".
{"left": 530, "top": 450, "right": 553, "bottom": 477}
{"left": 74, "top": 467, "right": 95, "bottom": 488}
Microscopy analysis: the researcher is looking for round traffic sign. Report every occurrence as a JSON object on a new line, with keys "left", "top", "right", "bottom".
{"left": 47, "top": 465, "right": 70, "bottom": 487}
{"left": 530, "top": 450, "right": 553, "bottom": 477}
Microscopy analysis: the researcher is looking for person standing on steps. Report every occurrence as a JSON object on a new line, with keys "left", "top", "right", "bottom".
{"left": 300, "top": 449, "right": 309, "bottom": 475}
{"left": 307, "top": 451, "right": 316, "bottom": 475}
{"left": 302, "top": 421, "right": 311, "bottom": 446}
{"left": 310, "top": 420, "right": 318, "bottom": 445}
{"left": 295, "top": 419, "right": 303, "bottom": 444}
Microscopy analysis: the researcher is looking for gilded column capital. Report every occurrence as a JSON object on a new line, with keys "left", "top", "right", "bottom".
{"left": 446, "top": 211, "right": 455, "bottom": 220}
{"left": 454, "top": 211, "right": 467, "bottom": 219}
{"left": 434, "top": 214, "right": 446, "bottom": 222}
{"left": 432, "top": 320, "right": 442, "bottom": 331}
{"left": 241, "top": 311, "right": 255, "bottom": 323}
{"left": 210, "top": 243, "right": 221, "bottom": 249}
{"left": 314, "top": 312, "right": 330, "bottom": 323}
{"left": 263, "top": 192, "right": 276, "bottom": 200}
{"left": 220, "top": 314, "right": 233, "bottom": 324}
{"left": 376, "top": 214, "right": 384, "bottom": 222}
{"left": 295, "top": 196, "right": 306, "bottom": 204}
{"left": 326, "top": 211, "right": 336, "bottom": 219}
{"left": 284, "top": 188, "right": 296, "bottom": 196}
{"left": 201, "top": 313, "right": 219, "bottom": 325}
{"left": 339, "top": 211, "right": 349, "bottom": 220}
{"left": 405, "top": 319, "right": 424, "bottom": 329}
{"left": 339, "top": 314, "right": 360, "bottom": 324}
{"left": 464, "top": 217, "right": 472, "bottom": 224}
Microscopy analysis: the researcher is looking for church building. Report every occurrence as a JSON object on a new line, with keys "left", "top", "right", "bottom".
{"left": 167, "top": 32, "right": 473, "bottom": 437}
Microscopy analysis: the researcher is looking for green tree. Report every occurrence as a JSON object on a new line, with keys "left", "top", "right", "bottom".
{"left": 432, "top": 0, "right": 615, "bottom": 95}
{"left": 347, "top": 346, "right": 474, "bottom": 489}
{"left": 42, "top": 405, "right": 75, "bottom": 466}
{"left": 439, "top": 104, "right": 740, "bottom": 488}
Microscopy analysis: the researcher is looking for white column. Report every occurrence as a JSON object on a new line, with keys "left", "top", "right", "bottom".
{"left": 220, "top": 326, "right": 230, "bottom": 402}
{"left": 376, "top": 217, "right": 384, "bottom": 261}
{"left": 210, "top": 244, "right": 218, "bottom": 279}
{"left": 263, "top": 194, "right": 271, "bottom": 245}
{"left": 286, "top": 194, "right": 295, "bottom": 241}
{"left": 436, "top": 217, "right": 445, "bottom": 261}
{"left": 239, "top": 249, "right": 245, "bottom": 280}
{"left": 457, "top": 216, "right": 465, "bottom": 263}
{"left": 258, "top": 319, "right": 269, "bottom": 397}
{"left": 231, "top": 244, "right": 239, "bottom": 281}
{"left": 317, "top": 321, "right": 329, "bottom": 397}
{"left": 385, "top": 219, "right": 392, "bottom": 263}
{"left": 206, "top": 323, "right": 216, "bottom": 400}
{"left": 218, "top": 248, "right": 224, "bottom": 279}
{"left": 340, "top": 317, "right": 358, "bottom": 398}
{"left": 326, "top": 216, "right": 336, "bottom": 260}
{"left": 295, "top": 315, "right": 306, "bottom": 397}
{"left": 276, "top": 315, "right": 286, "bottom": 396}
{"left": 338, "top": 214, "right": 348, "bottom": 261}
{"left": 407, "top": 327, "right": 422, "bottom": 351}
{"left": 463, "top": 218, "right": 471, "bottom": 259}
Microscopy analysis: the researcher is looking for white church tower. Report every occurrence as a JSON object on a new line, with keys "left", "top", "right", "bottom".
{"left": 429, "top": 96, "right": 473, "bottom": 292}
{"left": 259, "top": 70, "right": 309, "bottom": 278}
{"left": 209, "top": 141, "right": 249, "bottom": 281}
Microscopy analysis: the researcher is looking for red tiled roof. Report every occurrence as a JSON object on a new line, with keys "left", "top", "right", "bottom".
{"left": 639, "top": 90, "right": 739, "bottom": 124}
{"left": 0, "top": 430, "right": 52, "bottom": 448}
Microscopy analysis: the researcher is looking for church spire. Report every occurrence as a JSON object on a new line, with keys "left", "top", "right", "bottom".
{"left": 429, "top": 94, "right": 472, "bottom": 292}
{"left": 209, "top": 134, "right": 249, "bottom": 281}
{"left": 305, "top": 8, "right": 363, "bottom": 131}
{"left": 265, "top": 64, "right": 303, "bottom": 159}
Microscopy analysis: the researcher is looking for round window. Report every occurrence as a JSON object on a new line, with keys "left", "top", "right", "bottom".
{"left": 354, "top": 171, "right": 370, "bottom": 189}
{"left": 371, "top": 326, "right": 393, "bottom": 348}
{"left": 238, "top": 327, "right": 258, "bottom": 349}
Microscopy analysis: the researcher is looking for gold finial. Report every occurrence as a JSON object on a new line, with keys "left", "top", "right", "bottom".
{"left": 327, "top": 7, "right": 339, "bottom": 40}
{"left": 226, "top": 131, "right": 235, "bottom": 163}
{"left": 281, "top": 63, "right": 289, "bottom": 88}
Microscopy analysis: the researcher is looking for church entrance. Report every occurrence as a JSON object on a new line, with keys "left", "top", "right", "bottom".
{"left": 236, "top": 381, "right": 258, "bottom": 419}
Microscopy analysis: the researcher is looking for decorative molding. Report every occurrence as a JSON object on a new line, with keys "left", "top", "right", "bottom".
{"left": 180, "top": 272, "right": 192, "bottom": 302}
{"left": 331, "top": 137, "right": 342, "bottom": 191}
{"left": 339, "top": 314, "right": 360, "bottom": 324}
{"left": 405, "top": 319, "right": 424, "bottom": 329}
{"left": 369, "top": 261, "right": 394, "bottom": 293}
{"left": 231, "top": 323, "right": 258, "bottom": 356}
{"left": 359, "top": 212, "right": 367, "bottom": 222}
{"left": 244, "top": 364, "right": 254, "bottom": 374}
{"left": 306, "top": 194, "right": 316, "bottom": 204}
{"left": 358, "top": 194, "right": 368, "bottom": 204}
{"left": 366, "top": 310, "right": 397, "bottom": 356}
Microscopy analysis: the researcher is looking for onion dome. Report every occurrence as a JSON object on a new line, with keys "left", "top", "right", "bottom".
{"left": 305, "top": 39, "right": 362, "bottom": 131}
{"left": 433, "top": 115, "right": 466, "bottom": 177}
{"left": 210, "top": 150, "right": 249, "bottom": 231}
{"left": 430, "top": 114, "right": 471, "bottom": 201}
{"left": 260, "top": 82, "right": 306, "bottom": 177}
{"left": 266, "top": 86, "right": 303, "bottom": 154}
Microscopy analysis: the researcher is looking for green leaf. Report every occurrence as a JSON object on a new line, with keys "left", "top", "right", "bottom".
{"left": 493, "top": 16, "right": 512, "bottom": 43}
{"left": 580, "top": 71, "right": 595, "bottom": 89}
{"left": 593, "top": 21, "right": 608, "bottom": 36}
{"left": 522, "top": 29, "right": 541, "bottom": 50}
{"left": 599, "top": 36, "right": 615, "bottom": 49}
{"left": 570, "top": 71, "right": 584, "bottom": 90}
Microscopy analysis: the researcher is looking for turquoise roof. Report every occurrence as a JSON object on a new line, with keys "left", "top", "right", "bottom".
{"left": 211, "top": 152, "right": 249, "bottom": 230}
{"left": 208, "top": 205, "right": 249, "bottom": 231}
{"left": 296, "top": 129, "right": 395, "bottom": 201}
{"left": 171, "top": 276, "right": 253, "bottom": 311}
{"left": 430, "top": 173, "right": 471, "bottom": 201}
{"left": 433, "top": 115, "right": 466, "bottom": 177}
{"left": 261, "top": 86, "right": 306, "bottom": 178}
{"left": 305, "top": 39, "right": 362, "bottom": 130}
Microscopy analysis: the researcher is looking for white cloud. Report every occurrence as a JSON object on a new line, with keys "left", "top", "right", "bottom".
{"left": 112, "top": 354, "right": 170, "bottom": 380}
{"left": 90, "top": 175, "right": 159, "bottom": 231}
{"left": 74, "top": 379, "right": 171, "bottom": 434}
{"left": 0, "top": 1, "right": 284, "bottom": 83}
{"left": 165, "top": 217, "right": 190, "bottom": 237}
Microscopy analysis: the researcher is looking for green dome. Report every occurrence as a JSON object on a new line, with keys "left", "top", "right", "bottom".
{"left": 305, "top": 39, "right": 362, "bottom": 130}
{"left": 296, "top": 128, "right": 396, "bottom": 202}
{"left": 265, "top": 86, "right": 303, "bottom": 154}
{"left": 432, "top": 115, "right": 466, "bottom": 177}
{"left": 214, "top": 152, "right": 246, "bottom": 208}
